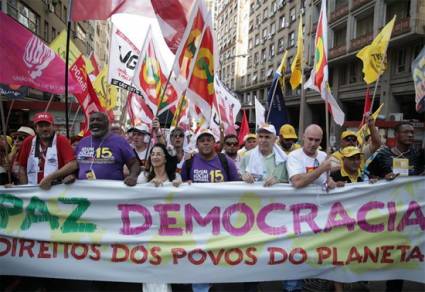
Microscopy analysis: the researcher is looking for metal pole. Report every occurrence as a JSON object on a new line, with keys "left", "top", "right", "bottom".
{"left": 65, "top": 0, "right": 73, "bottom": 139}
{"left": 5, "top": 100, "right": 15, "bottom": 127}
{"left": 44, "top": 93, "right": 55, "bottom": 112}
{"left": 0, "top": 98, "right": 11, "bottom": 183}
{"left": 266, "top": 77, "right": 279, "bottom": 122}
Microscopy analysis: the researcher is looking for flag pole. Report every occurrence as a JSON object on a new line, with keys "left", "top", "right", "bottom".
{"left": 44, "top": 93, "right": 55, "bottom": 112}
{"left": 65, "top": 0, "right": 73, "bottom": 139}
{"left": 299, "top": 14, "right": 310, "bottom": 138}
{"left": 325, "top": 99, "right": 330, "bottom": 153}
{"left": 0, "top": 98, "right": 11, "bottom": 183}
{"left": 5, "top": 100, "right": 15, "bottom": 128}
{"left": 266, "top": 77, "right": 279, "bottom": 122}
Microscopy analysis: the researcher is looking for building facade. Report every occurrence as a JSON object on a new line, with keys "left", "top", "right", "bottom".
{"left": 215, "top": 0, "right": 424, "bottom": 147}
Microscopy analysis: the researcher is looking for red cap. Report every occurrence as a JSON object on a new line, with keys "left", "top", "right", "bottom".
{"left": 32, "top": 112, "right": 54, "bottom": 124}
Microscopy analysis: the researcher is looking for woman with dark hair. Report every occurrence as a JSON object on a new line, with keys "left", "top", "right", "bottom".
{"left": 138, "top": 143, "right": 182, "bottom": 187}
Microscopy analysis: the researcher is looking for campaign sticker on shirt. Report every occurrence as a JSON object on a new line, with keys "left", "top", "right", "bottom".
{"left": 392, "top": 158, "right": 409, "bottom": 176}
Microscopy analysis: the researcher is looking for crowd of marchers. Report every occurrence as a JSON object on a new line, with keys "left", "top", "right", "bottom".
{"left": 0, "top": 110, "right": 424, "bottom": 292}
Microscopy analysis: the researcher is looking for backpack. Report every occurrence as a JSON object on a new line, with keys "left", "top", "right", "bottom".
{"left": 185, "top": 153, "right": 230, "bottom": 181}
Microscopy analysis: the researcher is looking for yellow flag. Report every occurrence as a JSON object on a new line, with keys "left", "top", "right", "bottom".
{"left": 356, "top": 16, "right": 396, "bottom": 84}
{"left": 93, "top": 66, "right": 118, "bottom": 110}
{"left": 49, "top": 30, "right": 94, "bottom": 73}
{"left": 171, "top": 95, "right": 189, "bottom": 127}
{"left": 356, "top": 103, "right": 384, "bottom": 145}
{"left": 290, "top": 17, "right": 303, "bottom": 89}
{"left": 277, "top": 50, "right": 288, "bottom": 76}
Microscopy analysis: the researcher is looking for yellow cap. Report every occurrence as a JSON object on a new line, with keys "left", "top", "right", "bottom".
{"left": 341, "top": 146, "right": 363, "bottom": 158}
{"left": 341, "top": 130, "right": 357, "bottom": 140}
{"left": 243, "top": 133, "right": 256, "bottom": 142}
{"left": 279, "top": 124, "right": 297, "bottom": 139}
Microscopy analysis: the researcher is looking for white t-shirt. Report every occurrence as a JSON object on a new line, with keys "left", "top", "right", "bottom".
{"left": 287, "top": 148, "right": 327, "bottom": 185}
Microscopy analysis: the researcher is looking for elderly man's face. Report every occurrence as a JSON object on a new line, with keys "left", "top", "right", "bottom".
{"left": 303, "top": 131, "right": 322, "bottom": 156}
{"left": 257, "top": 131, "right": 276, "bottom": 155}
{"left": 35, "top": 122, "right": 54, "bottom": 140}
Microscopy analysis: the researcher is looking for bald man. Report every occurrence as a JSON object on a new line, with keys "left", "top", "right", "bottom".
{"left": 287, "top": 124, "right": 339, "bottom": 189}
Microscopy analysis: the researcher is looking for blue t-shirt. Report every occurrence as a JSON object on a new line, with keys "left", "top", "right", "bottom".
{"left": 181, "top": 153, "right": 240, "bottom": 182}
{"left": 76, "top": 133, "right": 136, "bottom": 180}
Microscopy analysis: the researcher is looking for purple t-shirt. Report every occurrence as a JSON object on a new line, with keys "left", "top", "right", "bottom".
{"left": 76, "top": 133, "right": 136, "bottom": 180}
{"left": 181, "top": 153, "right": 240, "bottom": 182}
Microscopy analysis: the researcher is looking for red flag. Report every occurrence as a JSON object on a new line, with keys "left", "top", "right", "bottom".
{"left": 71, "top": 0, "right": 152, "bottom": 21}
{"left": 151, "top": 0, "right": 194, "bottom": 54}
{"left": 89, "top": 52, "right": 100, "bottom": 77}
{"left": 0, "top": 12, "right": 81, "bottom": 94}
{"left": 70, "top": 56, "right": 105, "bottom": 132}
{"left": 127, "top": 92, "right": 154, "bottom": 126}
{"left": 238, "top": 110, "right": 249, "bottom": 146}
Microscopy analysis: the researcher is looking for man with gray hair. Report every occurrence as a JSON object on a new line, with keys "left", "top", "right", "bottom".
{"left": 240, "top": 123, "right": 288, "bottom": 186}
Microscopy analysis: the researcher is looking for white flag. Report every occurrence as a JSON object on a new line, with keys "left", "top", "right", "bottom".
{"left": 254, "top": 97, "right": 265, "bottom": 130}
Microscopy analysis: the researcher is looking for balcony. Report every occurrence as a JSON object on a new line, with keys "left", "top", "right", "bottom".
{"left": 350, "top": 33, "right": 373, "bottom": 52}
{"left": 352, "top": 0, "right": 371, "bottom": 11}
{"left": 392, "top": 17, "right": 410, "bottom": 37}
{"left": 330, "top": 3, "right": 349, "bottom": 23}
{"left": 329, "top": 44, "right": 347, "bottom": 59}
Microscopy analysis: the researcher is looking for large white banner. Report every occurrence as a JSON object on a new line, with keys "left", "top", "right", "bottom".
{"left": 1, "top": 177, "right": 424, "bottom": 283}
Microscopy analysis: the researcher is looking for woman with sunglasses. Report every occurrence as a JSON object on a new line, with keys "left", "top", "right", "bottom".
{"left": 8, "top": 126, "right": 35, "bottom": 184}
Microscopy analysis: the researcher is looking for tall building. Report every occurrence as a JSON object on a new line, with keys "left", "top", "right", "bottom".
{"left": 215, "top": 0, "right": 424, "bottom": 147}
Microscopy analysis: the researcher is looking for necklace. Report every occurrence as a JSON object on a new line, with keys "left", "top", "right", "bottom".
{"left": 89, "top": 134, "right": 109, "bottom": 170}
{"left": 391, "top": 146, "right": 410, "bottom": 158}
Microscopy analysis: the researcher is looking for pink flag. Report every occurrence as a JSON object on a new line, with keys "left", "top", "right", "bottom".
{"left": 151, "top": 0, "right": 194, "bottom": 54}
{"left": 71, "top": 0, "right": 153, "bottom": 21}
{"left": 0, "top": 12, "right": 82, "bottom": 95}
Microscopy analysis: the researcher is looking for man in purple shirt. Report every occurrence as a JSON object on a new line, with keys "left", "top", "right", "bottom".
{"left": 180, "top": 128, "right": 239, "bottom": 292}
{"left": 181, "top": 129, "right": 239, "bottom": 183}
{"left": 75, "top": 112, "right": 140, "bottom": 185}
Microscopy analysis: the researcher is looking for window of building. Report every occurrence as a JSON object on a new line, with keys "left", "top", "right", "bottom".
{"left": 339, "top": 65, "right": 347, "bottom": 85}
{"left": 335, "top": 0, "right": 348, "bottom": 7}
{"left": 333, "top": 26, "right": 346, "bottom": 47}
{"left": 54, "top": 1, "right": 62, "bottom": 19}
{"left": 63, "top": 5, "right": 67, "bottom": 21}
{"left": 355, "top": 15, "right": 373, "bottom": 37}
{"left": 249, "top": 38, "right": 253, "bottom": 49}
{"left": 278, "top": 38, "right": 284, "bottom": 53}
{"left": 7, "top": 1, "right": 40, "bottom": 35}
{"left": 288, "top": 31, "right": 295, "bottom": 47}
{"left": 44, "top": 21, "right": 49, "bottom": 41}
{"left": 280, "top": 15, "right": 286, "bottom": 29}
{"left": 386, "top": 0, "right": 410, "bottom": 21}
{"left": 396, "top": 48, "right": 407, "bottom": 73}
{"left": 290, "top": 7, "right": 296, "bottom": 22}
{"left": 256, "top": 14, "right": 261, "bottom": 25}
{"left": 262, "top": 48, "right": 267, "bottom": 61}
{"left": 349, "top": 62, "right": 359, "bottom": 83}
{"left": 270, "top": 22, "right": 276, "bottom": 35}
{"left": 263, "top": 27, "right": 268, "bottom": 38}
{"left": 254, "top": 52, "right": 259, "bottom": 62}
{"left": 269, "top": 44, "right": 275, "bottom": 58}
{"left": 255, "top": 34, "right": 260, "bottom": 45}
{"left": 52, "top": 27, "right": 57, "bottom": 39}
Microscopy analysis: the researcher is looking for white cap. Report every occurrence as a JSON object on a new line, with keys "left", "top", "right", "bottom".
{"left": 16, "top": 126, "right": 35, "bottom": 136}
{"left": 256, "top": 123, "right": 276, "bottom": 135}
{"left": 132, "top": 124, "right": 150, "bottom": 135}
{"left": 195, "top": 129, "right": 216, "bottom": 142}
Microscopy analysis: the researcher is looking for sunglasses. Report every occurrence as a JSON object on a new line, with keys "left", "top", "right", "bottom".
{"left": 344, "top": 136, "right": 357, "bottom": 142}
{"left": 15, "top": 136, "right": 27, "bottom": 141}
{"left": 225, "top": 142, "right": 238, "bottom": 147}
{"left": 172, "top": 134, "right": 184, "bottom": 138}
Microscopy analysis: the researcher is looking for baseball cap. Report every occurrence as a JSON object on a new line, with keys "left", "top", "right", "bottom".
{"left": 16, "top": 126, "right": 35, "bottom": 136}
{"left": 279, "top": 124, "right": 297, "bottom": 139}
{"left": 243, "top": 133, "right": 257, "bottom": 142}
{"left": 195, "top": 129, "right": 216, "bottom": 142}
{"left": 132, "top": 124, "right": 150, "bottom": 135}
{"left": 32, "top": 112, "right": 54, "bottom": 124}
{"left": 256, "top": 123, "right": 276, "bottom": 135}
{"left": 341, "top": 146, "right": 363, "bottom": 158}
{"left": 341, "top": 130, "right": 357, "bottom": 140}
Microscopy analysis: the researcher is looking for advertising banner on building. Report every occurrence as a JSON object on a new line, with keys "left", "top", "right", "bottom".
{"left": 1, "top": 177, "right": 424, "bottom": 283}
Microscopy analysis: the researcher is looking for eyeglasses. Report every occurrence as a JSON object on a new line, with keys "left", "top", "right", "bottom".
{"left": 172, "top": 134, "right": 184, "bottom": 138}
{"left": 225, "top": 142, "right": 238, "bottom": 147}
{"left": 344, "top": 136, "right": 357, "bottom": 143}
